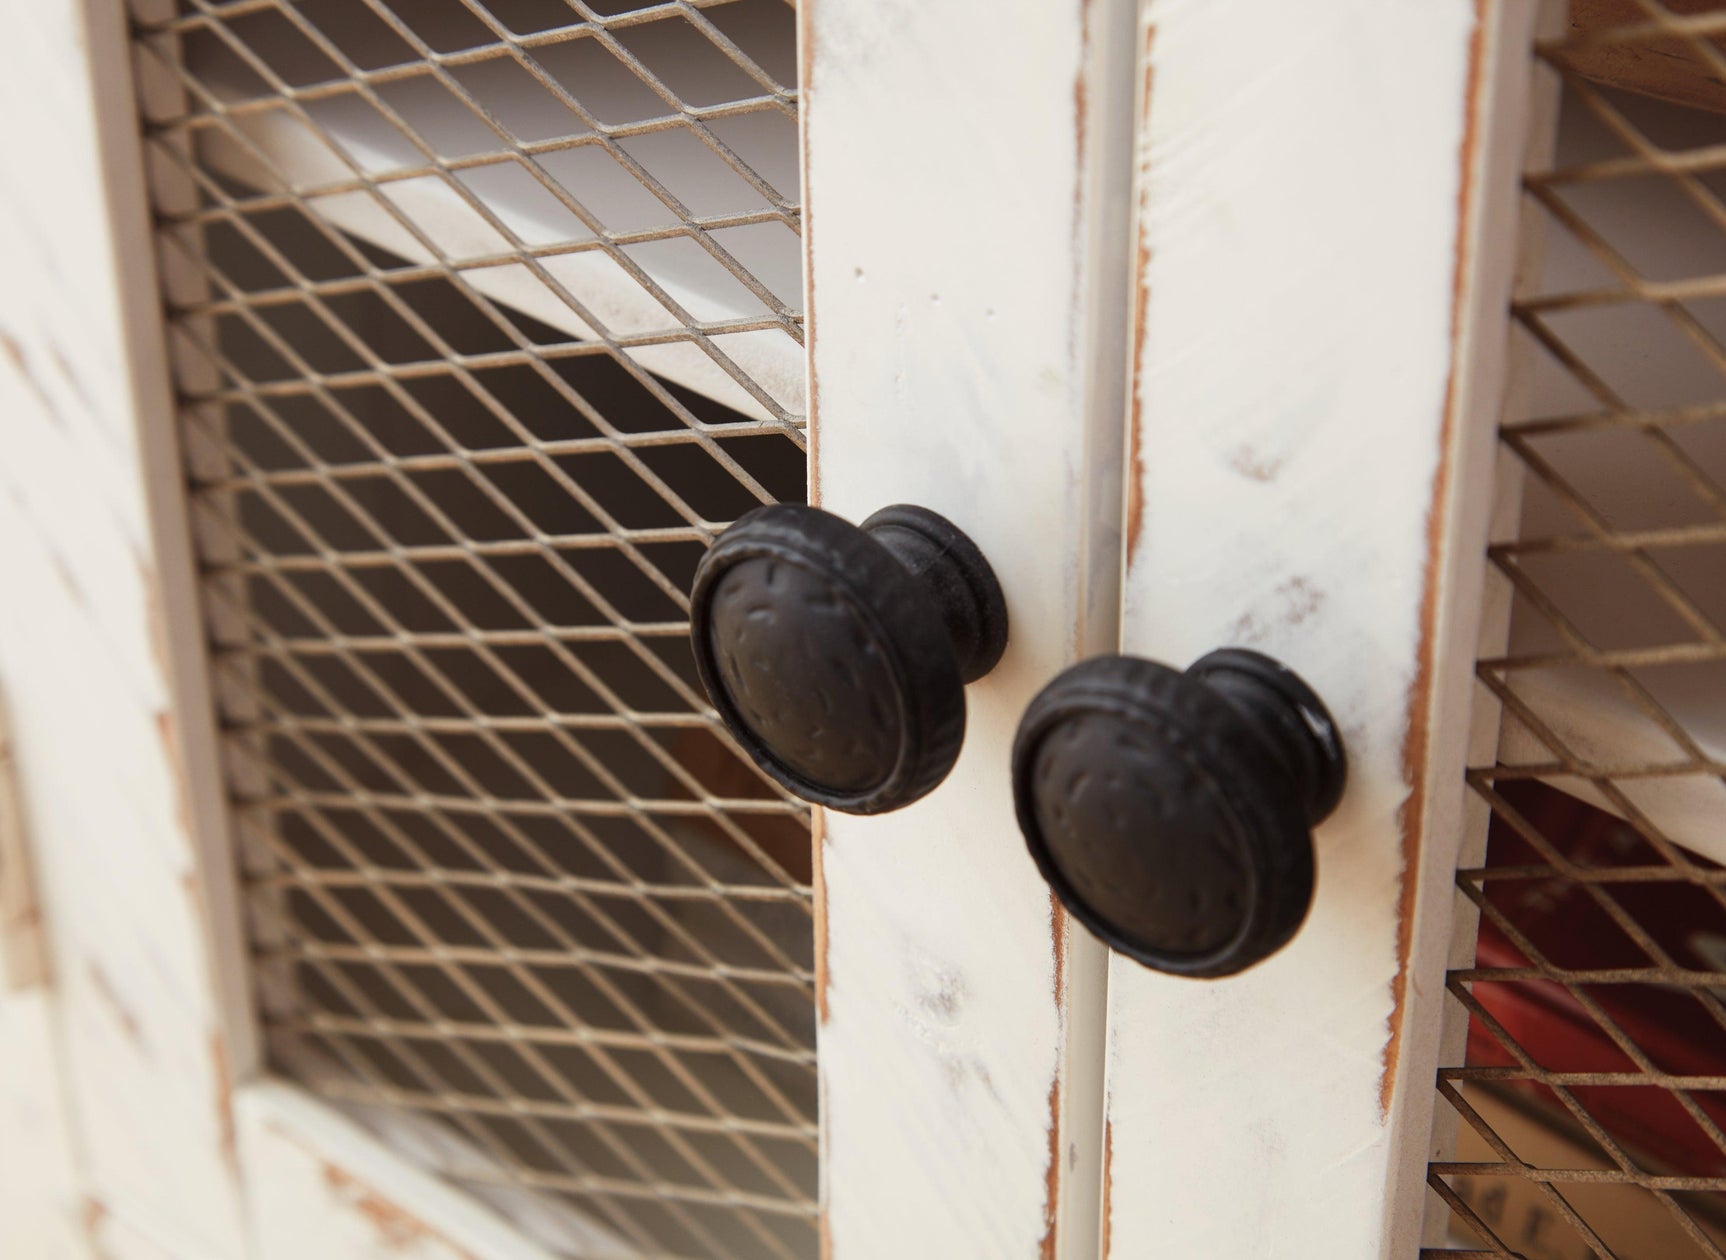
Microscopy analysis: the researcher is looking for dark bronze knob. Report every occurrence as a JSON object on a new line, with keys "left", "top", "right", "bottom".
{"left": 1011, "top": 649, "right": 1346, "bottom": 977}
{"left": 690, "top": 503, "right": 1008, "bottom": 814}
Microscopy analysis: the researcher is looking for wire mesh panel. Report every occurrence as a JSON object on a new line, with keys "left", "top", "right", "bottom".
{"left": 1426, "top": 4, "right": 1726, "bottom": 1256}
{"left": 129, "top": 2, "right": 815, "bottom": 1256}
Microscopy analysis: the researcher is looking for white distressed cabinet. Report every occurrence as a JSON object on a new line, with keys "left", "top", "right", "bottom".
{"left": 3, "top": 1, "right": 1724, "bottom": 1257}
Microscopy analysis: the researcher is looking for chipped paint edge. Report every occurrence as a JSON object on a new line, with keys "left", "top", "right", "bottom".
{"left": 236, "top": 1083, "right": 563, "bottom": 1260}
{"left": 1381, "top": 0, "right": 1493, "bottom": 1121}
{"left": 1382, "top": 1, "right": 1568, "bottom": 1250}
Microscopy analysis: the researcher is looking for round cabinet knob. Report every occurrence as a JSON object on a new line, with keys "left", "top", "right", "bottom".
{"left": 690, "top": 503, "right": 1008, "bottom": 814}
{"left": 1012, "top": 649, "right": 1347, "bottom": 977}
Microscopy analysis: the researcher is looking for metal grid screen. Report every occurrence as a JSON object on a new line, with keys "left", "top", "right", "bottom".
{"left": 1426, "top": 4, "right": 1726, "bottom": 1257}
{"left": 130, "top": 1, "right": 815, "bottom": 1256}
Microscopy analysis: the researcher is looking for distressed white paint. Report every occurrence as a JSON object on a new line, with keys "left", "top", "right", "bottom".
{"left": 0, "top": 697, "right": 86, "bottom": 1258}
{"left": 1421, "top": 21, "right": 1566, "bottom": 1236}
{"left": 84, "top": 1208, "right": 216, "bottom": 1260}
{"left": 238, "top": 1084, "right": 588, "bottom": 1260}
{"left": 0, "top": 987, "right": 90, "bottom": 1260}
{"left": 1, "top": 4, "right": 567, "bottom": 1257}
{"left": 1395, "top": 9, "right": 1563, "bottom": 1251}
{"left": 0, "top": 1, "right": 1562, "bottom": 1253}
{"left": 0, "top": 2, "right": 247, "bottom": 1255}
{"left": 805, "top": 0, "right": 1136, "bottom": 1253}
{"left": 0, "top": 697, "right": 50, "bottom": 990}
{"left": 7, "top": 0, "right": 1134, "bottom": 1252}
{"left": 1103, "top": 1, "right": 1539, "bottom": 1255}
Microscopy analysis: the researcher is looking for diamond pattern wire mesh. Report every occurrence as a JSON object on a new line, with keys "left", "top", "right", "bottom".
{"left": 129, "top": 1, "right": 815, "bottom": 1256}
{"left": 1425, "top": 3, "right": 1726, "bottom": 1257}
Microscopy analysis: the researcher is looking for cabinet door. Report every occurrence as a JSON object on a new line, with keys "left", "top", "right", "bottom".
{"left": 0, "top": 1, "right": 1142, "bottom": 1258}
{"left": 1095, "top": 1, "right": 1548, "bottom": 1256}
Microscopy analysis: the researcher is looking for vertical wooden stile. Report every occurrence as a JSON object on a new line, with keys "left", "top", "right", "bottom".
{"left": 803, "top": 0, "right": 1138, "bottom": 1252}
{"left": 1100, "top": 2, "right": 1545, "bottom": 1255}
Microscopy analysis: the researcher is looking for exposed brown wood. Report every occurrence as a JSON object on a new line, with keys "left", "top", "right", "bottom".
{"left": 1123, "top": 22, "right": 1155, "bottom": 570}
{"left": 319, "top": 1165, "right": 477, "bottom": 1258}
{"left": 1384, "top": 0, "right": 1494, "bottom": 1120}
{"left": 1039, "top": 1077, "right": 1060, "bottom": 1260}
{"left": 1561, "top": 0, "right": 1726, "bottom": 114}
{"left": 1039, "top": 907, "right": 1067, "bottom": 1260}
{"left": 1100, "top": 1121, "right": 1112, "bottom": 1257}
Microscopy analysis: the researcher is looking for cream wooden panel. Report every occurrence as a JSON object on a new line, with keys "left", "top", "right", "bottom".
{"left": 0, "top": 2, "right": 247, "bottom": 1254}
{"left": 1102, "top": 1, "right": 1544, "bottom": 1255}
{"left": 0, "top": 985, "right": 89, "bottom": 1260}
{"left": 803, "top": 0, "right": 1137, "bottom": 1254}
{"left": 0, "top": 4, "right": 610, "bottom": 1257}
{"left": 0, "top": 693, "right": 88, "bottom": 1259}
{"left": 237, "top": 1084, "right": 593, "bottom": 1260}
